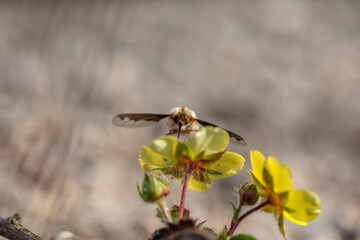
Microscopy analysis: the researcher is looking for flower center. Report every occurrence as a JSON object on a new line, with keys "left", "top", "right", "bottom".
{"left": 178, "top": 156, "right": 207, "bottom": 173}
{"left": 265, "top": 184, "right": 282, "bottom": 212}
{"left": 170, "top": 156, "right": 210, "bottom": 182}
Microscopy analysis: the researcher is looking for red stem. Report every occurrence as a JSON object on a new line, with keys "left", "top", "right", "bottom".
{"left": 178, "top": 172, "right": 191, "bottom": 220}
{"left": 226, "top": 200, "right": 270, "bottom": 239}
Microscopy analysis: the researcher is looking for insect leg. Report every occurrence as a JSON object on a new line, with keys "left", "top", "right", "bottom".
{"left": 166, "top": 129, "right": 177, "bottom": 136}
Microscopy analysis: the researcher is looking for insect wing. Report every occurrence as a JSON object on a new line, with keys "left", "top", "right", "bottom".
{"left": 112, "top": 113, "right": 169, "bottom": 128}
{"left": 196, "top": 119, "right": 247, "bottom": 146}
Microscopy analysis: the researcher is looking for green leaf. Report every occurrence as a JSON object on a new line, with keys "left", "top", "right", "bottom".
{"left": 170, "top": 205, "right": 179, "bottom": 222}
{"left": 218, "top": 234, "right": 227, "bottom": 240}
{"left": 218, "top": 225, "right": 228, "bottom": 238}
{"left": 230, "top": 234, "right": 257, "bottom": 240}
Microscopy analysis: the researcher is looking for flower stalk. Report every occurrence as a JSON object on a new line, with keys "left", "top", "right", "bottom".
{"left": 227, "top": 200, "right": 270, "bottom": 239}
{"left": 178, "top": 171, "right": 191, "bottom": 220}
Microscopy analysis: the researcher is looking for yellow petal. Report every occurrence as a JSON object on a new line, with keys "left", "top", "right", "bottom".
{"left": 250, "top": 173, "right": 266, "bottom": 195}
{"left": 250, "top": 150, "right": 266, "bottom": 186}
{"left": 204, "top": 152, "right": 245, "bottom": 179}
{"left": 187, "top": 177, "right": 212, "bottom": 192}
{"left": 283, "top": 189, "right": 322, "bottom": 225}
{"left": 283, "top": 212, "right": 308, "bottom": 226}
{"left": 148, "top": 136, "right": 180, "bottom": 163}
{"left": 185, "top": 127, "right": 229, "bottom": 158}
{"left": 265, "top": 156, "right": 293, "bottom": 193}
{"left": 139, "top": 146, "right": 168, "bottom": 172}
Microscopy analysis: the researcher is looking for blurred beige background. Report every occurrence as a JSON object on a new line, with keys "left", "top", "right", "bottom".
{"left": 0, "top": 1, "right": 359, "bottom": 240}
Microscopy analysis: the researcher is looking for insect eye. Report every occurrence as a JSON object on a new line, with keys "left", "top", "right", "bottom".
{"left": 173, "top": 115, "right": 179, "bottom": 124}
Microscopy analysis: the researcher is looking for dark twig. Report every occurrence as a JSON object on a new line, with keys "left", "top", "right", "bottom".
{"left": 0, "top": 213, "right": 42, "bottom": 240}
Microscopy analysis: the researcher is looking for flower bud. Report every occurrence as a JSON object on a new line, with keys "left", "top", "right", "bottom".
{"left": 137, "top": 173, "right": 170, "bottom": 203}
{"left": 239, "top": 182, "right": 259, "bottom": 206}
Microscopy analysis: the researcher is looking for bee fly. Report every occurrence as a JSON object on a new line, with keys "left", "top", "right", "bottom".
{"left": 112, "top": 107, "right": 246, "bottom": 145}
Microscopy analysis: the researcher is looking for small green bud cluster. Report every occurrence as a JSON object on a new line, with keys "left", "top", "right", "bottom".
{"left": 239, "top": 182, "right": 259, "bottom": 206}
{"left": 137, "top": 173, "right": 170, "bottom": 203}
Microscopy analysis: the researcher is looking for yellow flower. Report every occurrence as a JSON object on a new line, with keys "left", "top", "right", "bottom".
{"left": 139, "top": 127, "right": 245, "bottom": 192}
{"left": 250, "top": 150, "right": 321, "bottom": 233}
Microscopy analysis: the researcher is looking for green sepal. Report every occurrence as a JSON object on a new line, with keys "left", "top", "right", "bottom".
{"left": 176, "top": 141, "right": 190, "bottom": 159}
{"left": 172, "top": 168, "right": 186, "bottom": 179}
{"left": 194, "top": 150, "right": 205, "bottom": 161}
{"left": 136, "top": 182, "right": 144, "bottom": 200}
{"left": 202, "top": 172, "right": 212, "bottom": 184}
{"left": 196, "top": 220, "right": 207, "bottom": 227}
{"left": 249, "top": 172, "right": 265, "bottom": 193}
{"left": 263, "top": 168, "right": 274, "bottom": 189}
{"left": 240, "top": 181, "right": 249, "bottom": 189}
{"left": 230, "top": 234, "right": 257, "bottom": 240}
{"left": 230, "top": 201, "right": 239, "bottom": 220}
{"left": 162, "top": 158, "right": 173, "bottom": 165}
{"left": 193, "top": 171, "right": 212, "bottom": 185}
{"left": 155, "top": 207, "right": 167, "bottom": 223}
{"left": 262, "top": 200, "right": 275, "bottom": 213}
{"left": 203, "top": 150, "right": 226, "bottom": 162}
{"left": 206, "top": 169, "right": 223, "bottom": 176}
{"left": 281, "top": 205, "right": 295, "bottom": 214}
{"left": 151, "top": 166, "right": 173, "bottom": 174}
{"left": 278, "top": 214, "right": 287, "bottom": 239}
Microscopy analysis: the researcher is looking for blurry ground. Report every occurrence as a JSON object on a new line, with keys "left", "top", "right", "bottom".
{"left": 0, "top": 1, "right": 359, "bottom": 240}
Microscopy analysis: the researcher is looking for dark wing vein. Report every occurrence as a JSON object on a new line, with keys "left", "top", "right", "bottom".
{"left": 112, "top": 113, "right": 169, "bottom": 128}
{"left": 196, "top": 119, "right": 247, "bottom": 146}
